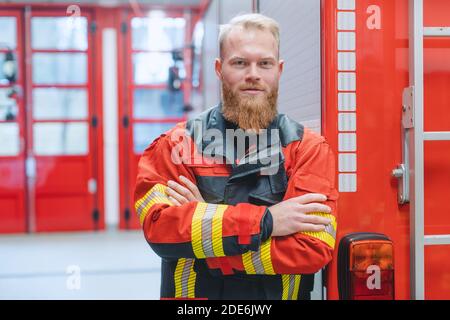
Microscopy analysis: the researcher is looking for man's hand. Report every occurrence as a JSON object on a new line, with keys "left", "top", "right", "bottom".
{"left": 166, "top": 175, "right": 204, "bottom": 206}
{"left": 269, "top": 194, "right": 332, "bottom": 237}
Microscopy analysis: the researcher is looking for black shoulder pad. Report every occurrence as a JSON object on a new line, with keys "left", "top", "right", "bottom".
{"left": 277, "top": 114, "right": 305, "bottom": 147}
{"left": 185, "top": 105, "right": 221, "bottom": 137}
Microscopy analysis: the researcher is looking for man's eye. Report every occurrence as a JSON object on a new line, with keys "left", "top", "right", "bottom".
{"left": 260, "top": 61, "right": 274, "bottom": 68}
{"left": 233, "top": 60, "right": 246, "bottom": 66}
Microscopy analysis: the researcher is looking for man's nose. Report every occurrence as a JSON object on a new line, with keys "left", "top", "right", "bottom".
{"left": 245, "top": 63, "right": 261, "bottom": 82}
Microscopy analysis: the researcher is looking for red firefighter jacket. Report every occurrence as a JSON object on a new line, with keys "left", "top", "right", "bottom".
{"left": 134, "top": 105, "right": 338, "bottom": 300}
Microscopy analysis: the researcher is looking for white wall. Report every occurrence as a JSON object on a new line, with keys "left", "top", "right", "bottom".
{"left": 219, "top": 0, "right": 254, "bottom": 25}
{"left": 259, "top": 0, "right": 322, "bottom": 133}
{"left": 102, "top": 28, "right": 119, "bottom": 229}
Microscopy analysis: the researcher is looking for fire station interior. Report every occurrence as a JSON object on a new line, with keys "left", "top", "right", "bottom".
{"left": 0, "top": 0, "right": 324, "bottom": 300}
{"left": 1, "top": 0, "right": 450, "bottom": 300}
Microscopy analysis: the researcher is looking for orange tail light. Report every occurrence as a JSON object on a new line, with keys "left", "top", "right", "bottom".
{"left": 338, "top": 233, "right": 395, "bottom": 300}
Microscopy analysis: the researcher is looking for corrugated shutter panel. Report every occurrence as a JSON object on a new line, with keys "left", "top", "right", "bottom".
{"left": 259, "top": 0, "right": 321, "bottom": 132}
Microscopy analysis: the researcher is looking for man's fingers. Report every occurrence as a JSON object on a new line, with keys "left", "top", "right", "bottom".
{"left": 300, "top": 203, "right": 332, "bottom": 214}
{"left": 168, "top": 196, "right": 182, "bottom": 207}
{"left": 167, "top": 180, "right": 196, "bottom": 201}
{"left": 168, "top": 177, "right": 204, "bottom": 202}
{"left": 291, "top": 193, "right": 328, "bottom": 205}
{"left": 300, "top": 213, "right": 331, "bottom": 226}
{"left": 179, "top": 176, "right": 204, "bottom": 201}
{"left": 298, "top": 223, "right": 327, "bottom": 233}
{"left": 166, "top": 187, "right": 189, "bottom": 204}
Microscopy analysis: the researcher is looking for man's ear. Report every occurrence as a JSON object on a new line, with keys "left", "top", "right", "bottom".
{"left": 278, "top": 60, "right": 285, "bottom": 77}
{"left": 215, "top": 58, "right": 223, "bottom": 80}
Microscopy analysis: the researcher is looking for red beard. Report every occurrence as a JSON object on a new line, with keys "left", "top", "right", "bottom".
{"left": 221, "top": 82, "right": 278, "bottom": 133}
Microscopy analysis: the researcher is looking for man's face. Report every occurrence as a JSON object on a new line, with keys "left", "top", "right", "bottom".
{"left": 215, "top": 27, "right": 284, "bottom": 132}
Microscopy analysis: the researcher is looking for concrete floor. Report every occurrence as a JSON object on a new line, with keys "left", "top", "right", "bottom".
{"left": 0, "top": 230, "right": 161, "bottom": 300}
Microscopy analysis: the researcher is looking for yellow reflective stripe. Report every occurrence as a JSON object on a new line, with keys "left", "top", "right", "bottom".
{"left": 187, "top": 261, "right": 197, "bottom": 298}
{"left": 242, "top": 238, "right": 275, "bottom": 275}
{"left": 192, "top": 203, "right": 227, "bottom": 258}
{"left": 174, "top": 258, "right": 186, "bottom": 298}
{"left": 211, "top": 204, "right": 227, "bottom": 257}
{"left": 260, "top": 238, "right": 275, "bottom": 275}
{"left": 292, "top": 275, "right": 301, "bottom": 300}
{"left": 282, "top": 275, "right": 290, "bottom": 300}
{"left": 174, "top": 258, "right": 197, "bottom": 299}
{"left": 281, "top": 274, "right": 302, "bottom": 300}
{"left": 242, "top": 251, "right": 256, "bottom": 274}
{"left": 302, "top": 230, "right": 335, "bottom": 248}
{"left": 301, "top": 213, "right": 337, "bottom": 248}
{"left": 138, "top": 194, "right": 172, "bottom": 226}
{"left": 135, "top": 184, "right": 173, "bottom": 226}
{"left": 191, "top": 203, "right": 208, "bottom": 258}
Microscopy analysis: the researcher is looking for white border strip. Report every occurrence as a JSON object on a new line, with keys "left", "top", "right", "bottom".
{"left": 337, "top": 0, "right": 357, "bottom": 192}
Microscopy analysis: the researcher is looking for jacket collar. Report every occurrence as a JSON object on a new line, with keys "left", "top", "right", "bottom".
{"left": 192, "top": 104, "right": 285, "bottom": 178}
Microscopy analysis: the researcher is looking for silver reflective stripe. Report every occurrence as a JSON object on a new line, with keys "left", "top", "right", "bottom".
{"left": 288, "top": 275, "right": 296, "bottom": 300}
{"left": 325, "top": 224, "right": 337, "bottom": 239}
{"left": 136, "top": 191, "right": 166, "bottom": 218}
{"left": 180, "top": 259, "right": 194, "bottom": 297}
{"left": 201, "top": 204, "right": 217, "bottom": 257}
{"left": 250, "top": 250, "right": 265, "bottom": 274}
{"left": 282, "top": 274, "right": 301, "bottom": 300}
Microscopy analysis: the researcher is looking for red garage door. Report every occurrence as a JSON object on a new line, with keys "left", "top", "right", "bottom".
{"left": 30, "top": 11, "right": 100, "bottom": 232}
{"left": 0, "top": 10, "right": 26, "bottom": 233}
{"left": 119, "top": 11, "right": 192, "bottom": 229}
{"left": 0, "top": 8, "right": 102, "bottom": 233}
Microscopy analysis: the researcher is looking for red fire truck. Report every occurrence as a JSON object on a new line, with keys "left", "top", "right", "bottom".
{"left": 322, "top": 0, "right": 450, "bottom": 300}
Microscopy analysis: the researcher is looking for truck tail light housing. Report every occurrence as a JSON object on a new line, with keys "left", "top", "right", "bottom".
{"left": 338, "top": 233, "right": 395, "bottom": 300}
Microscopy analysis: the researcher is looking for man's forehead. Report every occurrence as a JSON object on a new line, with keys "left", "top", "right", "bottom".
{"left": 223, "top": 26, "right": 278, "bottom": 59}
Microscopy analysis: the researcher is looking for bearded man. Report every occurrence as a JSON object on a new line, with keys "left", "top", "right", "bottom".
{"left": 134, "top": 13, "right": 338, "bottom": 300}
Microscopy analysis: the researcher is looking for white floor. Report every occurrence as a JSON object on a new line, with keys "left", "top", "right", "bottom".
{"left": 0, "top": 230, "right": 161, "bottom": 300}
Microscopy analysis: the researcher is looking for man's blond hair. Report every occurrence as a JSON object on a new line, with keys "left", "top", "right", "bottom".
{"left": 219, "top": 13, "right": 280, "bottom": 59}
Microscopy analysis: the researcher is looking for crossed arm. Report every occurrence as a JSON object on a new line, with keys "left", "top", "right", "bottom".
{"left": 166, "top": 175, "right": 332, "bottom": 237}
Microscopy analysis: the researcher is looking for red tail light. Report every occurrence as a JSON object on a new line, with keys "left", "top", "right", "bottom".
{"left": 338, "top": 233, "right": 395, "bottom": 300}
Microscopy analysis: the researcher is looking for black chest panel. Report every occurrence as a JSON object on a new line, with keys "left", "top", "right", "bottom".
{"left": 195, "top": 165, "right": 288, "bottom": 207}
